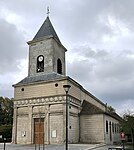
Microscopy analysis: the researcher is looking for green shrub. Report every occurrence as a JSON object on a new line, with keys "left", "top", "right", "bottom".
{"left": 0, "top": 125, "right": 12, "bottom": 142}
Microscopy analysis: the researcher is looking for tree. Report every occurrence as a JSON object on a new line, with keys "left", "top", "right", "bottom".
{"left": 0, "top": 97, "right": 13, "bottom": 141}
{"left": 121, "top": 113, "right": 134, "bottom": 134}
{"left": 107, "top": 105, "right": 116, "bottom": 113}
{"left": 0, "top": 97, "right": 13, "bottom": 125}
{"left": 120, "top": 111, "right": 134, "bottom": 148}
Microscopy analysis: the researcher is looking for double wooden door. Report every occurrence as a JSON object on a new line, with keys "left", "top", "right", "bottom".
{"left": 34, "top": 118, "right": 44, "bottom": 144}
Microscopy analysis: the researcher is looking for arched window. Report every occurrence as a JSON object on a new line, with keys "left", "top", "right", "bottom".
{"left": 57, "top": 59, "right": 62, "bottom": 74}
{"left": 37, "top": 55, "right": 44, "bottom": 73}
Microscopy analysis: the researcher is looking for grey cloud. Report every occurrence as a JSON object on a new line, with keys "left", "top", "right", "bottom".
{"left": 95, "top": 51, "right": 134, "bottom": 79}
{"left": 71, "top": 47, "right": 109, "bottom": 59}
{"left": 0, "top": 82, "right": 13, "bottom": 98}
{"left": 1, "top": 0, "right": 134, "bottom": 45}
{"left": 0, "top": 19, "right": 26, "bottom": 74}
{"left": 67, "top": 59, "right": 93, "bottom": 84}
{"left": 106, "top": 0, "right": 134, "bottom": 31}
{"left": 0, "top": 0, "right": 42, "bottom": 17}
{"left": 67, "top": 48, "right": 134, "bottom": 106}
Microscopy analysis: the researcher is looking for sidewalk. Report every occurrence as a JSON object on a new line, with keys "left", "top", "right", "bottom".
{"left": 69, "top": 143, "right": 106, "bottom": 150}
{"left": 0, "top": 143, "right": 106, "bottom": 150}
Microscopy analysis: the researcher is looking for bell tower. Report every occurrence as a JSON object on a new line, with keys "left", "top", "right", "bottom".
{"left": 27, "top": 16, "right": 67, "bottom": 77}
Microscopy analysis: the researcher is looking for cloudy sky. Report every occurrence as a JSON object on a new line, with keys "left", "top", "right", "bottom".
{"left": 0, "top": 0, "right": 134, "bottom": 115}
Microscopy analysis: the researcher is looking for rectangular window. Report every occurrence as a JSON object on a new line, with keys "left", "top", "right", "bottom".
{"left": 106, "top": 120, "right": 108, "bottom": 133}
{"left": 112, "top": 122, "right": 114, "bottom": 133}
{"left": 115, "top": 123, "right": 116, "bottom": 133}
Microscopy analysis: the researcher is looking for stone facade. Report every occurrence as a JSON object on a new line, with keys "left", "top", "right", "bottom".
{"left": 12, "top": 77, "right": 121, "bottom": 144}
{"left": 12, "top": 78, "right": 82, "bottom": 144}
{"left": 12, "top": 16, "right": 121, "bottom": 145}
{"left": 80, "top": 113, "right": 121, "bottom": 144}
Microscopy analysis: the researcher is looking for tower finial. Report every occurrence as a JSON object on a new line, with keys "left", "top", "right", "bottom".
{"left": 47, "top": 6, "right": 50, "bottom": 17}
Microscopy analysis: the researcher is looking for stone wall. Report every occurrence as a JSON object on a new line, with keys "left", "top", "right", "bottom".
{"left": 14, "top": 80, "right": 67, "bottom": 100}
{"left": 69, "top": 115, "right": 79, "bottom": 143}
{"left": 80, "top": 114, "right": 104, "bottom": 143}
{"left": 28, "top": 38, "right": 66, "bottom": 76}
{"left": 50, "top": 115, "right": 64, "bottom": 144}
{"left": 17, "top": 115, "right": 29, "bottom": 144}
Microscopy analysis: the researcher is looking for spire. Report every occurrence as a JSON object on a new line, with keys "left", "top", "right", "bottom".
{"left": 47, "top": 6, "right": 50, "bottom": 17}
{"left": 33, "top": 16, "right": 61, "bottom": 43}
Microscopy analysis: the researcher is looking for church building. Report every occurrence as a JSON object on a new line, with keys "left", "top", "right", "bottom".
{"left": 12, "top": 15, "right": 121, "bottom": 145}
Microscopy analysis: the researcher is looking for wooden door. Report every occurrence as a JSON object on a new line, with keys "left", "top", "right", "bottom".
{"left": 34, "top": 118, "right": 44, "bottom": 144}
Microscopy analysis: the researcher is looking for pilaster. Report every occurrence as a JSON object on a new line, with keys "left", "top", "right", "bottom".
{"left": 28, "top": 106, "right": 33, "bottom": 144}
{"left": 12, "top": 107, "right": 17, "bottom": 144}
{"left": 45, "top": 104, "right": 50, "bottom": 144}
{"left": 63, "top": 102, "right": 66, "bottom": 143}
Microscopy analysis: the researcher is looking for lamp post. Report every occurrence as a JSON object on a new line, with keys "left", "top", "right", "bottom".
{"left": 63, "top": 84, "right": 71, "bottom": 150}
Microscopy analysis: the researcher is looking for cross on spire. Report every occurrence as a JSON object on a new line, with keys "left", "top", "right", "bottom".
{"left": 47, "top": 6, "right": 50, "bottom": 17}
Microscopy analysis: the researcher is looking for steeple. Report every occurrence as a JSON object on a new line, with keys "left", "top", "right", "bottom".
{"left": 33, "top": 16, "right": 61, "bottom": 43}
{"left": 27, "top": 16, "right": 67, "bottom": 77}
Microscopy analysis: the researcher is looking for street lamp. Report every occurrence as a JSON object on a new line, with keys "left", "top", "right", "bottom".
{"left": 63, "top": 84, "right": 71, "bottom": 150}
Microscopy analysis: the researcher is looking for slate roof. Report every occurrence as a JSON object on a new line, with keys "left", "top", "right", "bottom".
{"left": 14, "top": 73, "right": 65, "bottom": 86}
{"left": 80, "top": 100, "right": 104, "bottom": 115}
{"left": 105, "top": 112, "right": 123, "bottom": 122}
{"left": 80, "top": 100, "right": 122, "bottom": 121}
{"left": 33, "top": 17, "right": 61, "bottom": 43}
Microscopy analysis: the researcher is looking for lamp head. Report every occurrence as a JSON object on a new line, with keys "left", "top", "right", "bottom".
{"left": 63, "top": 85, "right": 71, "bottom": 93}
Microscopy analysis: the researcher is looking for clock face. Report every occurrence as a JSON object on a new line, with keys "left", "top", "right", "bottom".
{"left": 38, "top": 56, "right": 43, "bottom": 62}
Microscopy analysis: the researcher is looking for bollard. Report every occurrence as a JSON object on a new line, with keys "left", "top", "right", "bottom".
{"left": 4, "top": 142, "right": 5, "bottom": 150}
{"left": 122, "top": 140, "right": 125, "bottom": 150}
{"left": 3, "top": 138, "right": 6, "bottom": 150}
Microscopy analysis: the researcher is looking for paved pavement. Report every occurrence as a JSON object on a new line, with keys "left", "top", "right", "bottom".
{"left": 0, "top": 143, "right": 106, "bottom": 150}
{"left": 0, "top": 143, "right": 123, "bottom": 150}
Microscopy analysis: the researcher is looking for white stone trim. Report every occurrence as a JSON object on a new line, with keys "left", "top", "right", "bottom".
{"left": 14, "top": 95, "right": 81, "bottom": 108}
